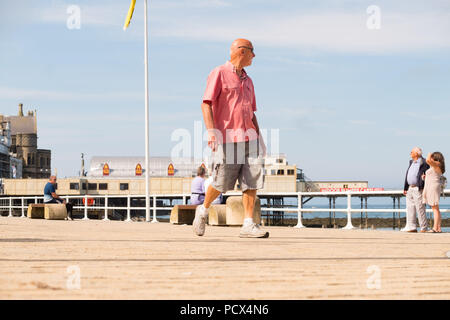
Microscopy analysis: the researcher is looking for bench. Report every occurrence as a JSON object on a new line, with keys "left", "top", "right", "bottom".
{"left": 27, "top": 203, "right": 67, "bottom": 220}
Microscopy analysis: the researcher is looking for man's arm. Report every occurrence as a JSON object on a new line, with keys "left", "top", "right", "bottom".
{"left": 51, "top": 191, "right": 65, "bottom": 203}
{"left": 403, "top": 172, "right": 409, "bottom": 195}
{"left": 403, "top": 162, "right": 411, "bottom": 195}
{"left": 201, "top": 101, "right": 218, "bottom": 151}
{"left": 252, "top": 113, "right": 266, "bottom": 157}
{"left": 251, "top": 113, "right": 260, "bottom": 136}
{"left": 201, "top": 101, "right": 215, "bottom": 131}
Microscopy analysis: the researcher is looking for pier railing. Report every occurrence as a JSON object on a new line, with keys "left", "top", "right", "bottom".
{"left": 0, "top": 190, "right": 449, "bottom": 229}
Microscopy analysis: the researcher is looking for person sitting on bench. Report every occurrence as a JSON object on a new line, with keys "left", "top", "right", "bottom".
{"left": 44, "top": 175, "right": 73, "bottom": 220}
{"left": 190, "top": 166, "right": 206, "bottom": 205}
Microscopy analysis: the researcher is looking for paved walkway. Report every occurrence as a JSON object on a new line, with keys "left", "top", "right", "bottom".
{"left": 1, "top": 217, "right": 449, "bottom": 299}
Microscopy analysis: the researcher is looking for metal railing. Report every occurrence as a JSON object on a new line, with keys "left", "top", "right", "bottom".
{"left": 0, "top": 190, "right": 449, "bottom": 229}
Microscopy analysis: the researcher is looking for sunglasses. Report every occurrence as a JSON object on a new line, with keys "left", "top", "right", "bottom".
{"left": 238, "top": 46, "right": 254, "bottom": 53}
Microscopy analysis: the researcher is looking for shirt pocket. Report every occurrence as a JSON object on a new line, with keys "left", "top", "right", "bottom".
{"left": 222, "top": 82, "right": 240, "bottom": 96}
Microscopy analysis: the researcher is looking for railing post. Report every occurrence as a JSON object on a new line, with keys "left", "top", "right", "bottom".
{"left": 332, "top": 197, "right": 336, "bottom": 227}
{"left": 83, "top": 195, "right": 89, "bottom": 220}
{"left": 34, "top": 196, "right": 37, "bottom": 204}
{"left": 392, "top": 197, "right": 396, "bottom": 230}
{"left": 8, "top": 197, "right": 12, "bottom": 217}
{"left": 151, "top": 195, "right": 159, "bottom": 223}
{"left": 328, "top": 197, "right": 332, "bottom": 227}
{"left": 126, "top": 195, "right": 131, "bottom": 222}
{"left": 182, "top": 195, "right": 186, "bottom": 205}
{"left": 21, "top": 197, "right": 25, "bottom": 217}
{"left": 360, "top": 197, "right": 363, "bottom": 229}
{"left": 294, "top": 193, "right": 305, "bottom": 228}
{"left": 343, "top": 193, "right": 355, "bottom": 229}
{"left": 103, "top": 196, "right": 109, "bottom": 221}
{"left": 365, "top": 197, "right": 368, "bottom": 229}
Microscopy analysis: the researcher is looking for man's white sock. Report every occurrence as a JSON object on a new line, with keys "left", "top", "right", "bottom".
{"left": 243, "top": 218, "right": 253, "bottom": 226}
{"left": 201, "top": 204, "right": 210, "bottom": 217}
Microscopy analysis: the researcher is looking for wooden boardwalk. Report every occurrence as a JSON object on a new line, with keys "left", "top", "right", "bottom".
{"left": 1, "top": 217, "right": 449, "bottom": 299}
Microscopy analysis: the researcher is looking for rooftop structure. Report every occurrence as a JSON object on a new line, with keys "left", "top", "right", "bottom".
{"left": 0, "top": 104, "right": 51, "bottom": 179}
{"left": 88, "top": 156, "right": 206, "bottom": 178}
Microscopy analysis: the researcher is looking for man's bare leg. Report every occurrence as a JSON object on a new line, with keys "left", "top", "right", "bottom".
{"left": 193, "top": 185, "right": 221, "bottom": 236}
{"left": 242, "top": 189, "right": 256, "bottom": 218}
{"left": 203, "top": 185, "right": 221, "bottom": 209}
{"left": 240, "top": 188, "right": 268, "bottom": 238}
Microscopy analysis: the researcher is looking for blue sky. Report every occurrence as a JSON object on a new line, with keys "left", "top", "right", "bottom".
{"left": 1, "top": 0, "right": 449, "bottom": 188}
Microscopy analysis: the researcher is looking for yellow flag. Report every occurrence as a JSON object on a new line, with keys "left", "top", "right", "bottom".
{"left": 123, "top": 0, "right": 137, "bottom": 30}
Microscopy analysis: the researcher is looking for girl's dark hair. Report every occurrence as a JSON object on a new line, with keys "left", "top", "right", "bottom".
{"left": 431, "top": 152, "right": 445, "bottom": 174}
{"left": 197, "top": 166, "right": 206, "bottom": 177}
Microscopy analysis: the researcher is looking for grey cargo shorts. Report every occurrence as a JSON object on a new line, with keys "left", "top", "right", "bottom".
{"left": 210, "top": 139, "right": 265, "bottom": 193}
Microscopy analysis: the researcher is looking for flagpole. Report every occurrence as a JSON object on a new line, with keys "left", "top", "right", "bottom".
{"left": 144, "top": 0, "right": 151, "bottom": 222}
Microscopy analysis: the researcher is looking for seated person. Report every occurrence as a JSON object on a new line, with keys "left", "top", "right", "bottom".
{"left": 44, "top": 175, "right": 73, "bottom": 220}
{"left": 191, "top": 166, "right": 206, "bottom": 205}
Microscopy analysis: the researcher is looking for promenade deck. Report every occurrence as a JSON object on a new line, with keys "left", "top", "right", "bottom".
{"left": 1, "top": 217, "right": 449, "bottom": 299}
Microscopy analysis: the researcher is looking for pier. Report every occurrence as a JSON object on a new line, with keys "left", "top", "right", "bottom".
{"left": 1, "top": 217, "right": 449, "bottom": 299}
{"left": 1, "top": 190, "right": 449, "bottom": 228}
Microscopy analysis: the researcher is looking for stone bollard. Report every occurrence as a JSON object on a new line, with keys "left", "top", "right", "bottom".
{"left": 208, "top": 204, "right": 227, "bottom": 226}
{"left": 170, "top": 205, "right": 197, "bottom": 225}
{"left": 27, "top": 204, "right": 45, "bottom": 219}
{"left": 225, "top": 196, "right": 261, "bottom": 226}
{"left": 44, "top": 204, "right": 67, "bottom": 220}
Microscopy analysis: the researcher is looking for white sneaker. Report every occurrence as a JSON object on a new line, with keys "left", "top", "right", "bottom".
{"left": 400, "top": 226, "right": 417, "bottom": 232}
{"left": 239, "top": 223, "right": 269, "bottom": 238}
{"left": 193, "top": 205, "right": 209, "bottom": 236}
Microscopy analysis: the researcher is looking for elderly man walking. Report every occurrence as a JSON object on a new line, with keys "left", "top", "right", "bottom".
{"left": 402, "top": 147, "right": 430, "bottom": 232}
{"left": 193, "top": 38, "right": 268, "bottom": 238}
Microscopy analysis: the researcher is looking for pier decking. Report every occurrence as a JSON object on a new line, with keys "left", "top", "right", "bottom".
{"left": 0, "top": 217, "right": 449, "bottom": 299}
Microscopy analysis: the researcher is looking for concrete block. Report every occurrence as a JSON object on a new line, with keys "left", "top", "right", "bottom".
{"left": 226, "top": 196, "right": 261, "bottom": 226}
{"left": 170, "top": 205, "right": 197, "bottom": 225}
{"left": 208, "top": 204, "right": 227, "bottom": 226}
{"left": 27, "top": 204, "right": 45, "bottom": 219}
{"left": 44, "top": 204, "right": 67, "bottom": 220}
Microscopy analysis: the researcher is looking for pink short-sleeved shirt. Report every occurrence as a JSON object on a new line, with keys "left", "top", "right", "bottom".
{"left": 203, "top": 61, "right": 258, "bottom": 144}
